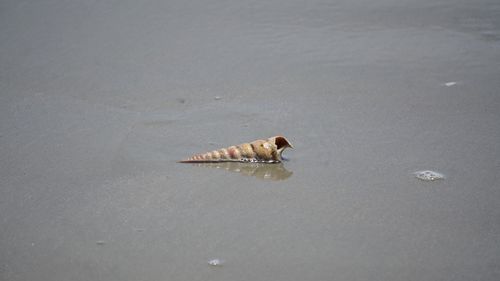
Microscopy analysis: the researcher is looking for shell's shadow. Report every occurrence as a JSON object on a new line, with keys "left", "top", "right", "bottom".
{"left": 190, "top": 162, "right": 293, "bottom": 181}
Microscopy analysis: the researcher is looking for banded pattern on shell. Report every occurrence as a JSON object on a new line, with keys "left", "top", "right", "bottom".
{"left": 179, "top": 136, "right": 293, "bottom": 163}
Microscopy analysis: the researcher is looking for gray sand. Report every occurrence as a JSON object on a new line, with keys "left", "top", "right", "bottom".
{"left": 1, "top": 0, "right": 500, "bottom": 280}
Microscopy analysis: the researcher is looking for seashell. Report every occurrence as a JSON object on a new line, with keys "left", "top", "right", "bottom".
{"left": 179, "top": 136, "right": 293, "bottom": 163}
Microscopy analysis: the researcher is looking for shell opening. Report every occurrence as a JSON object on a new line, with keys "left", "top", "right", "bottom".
{"left": 274, "top": 136, "right": 293, "bottom": 150}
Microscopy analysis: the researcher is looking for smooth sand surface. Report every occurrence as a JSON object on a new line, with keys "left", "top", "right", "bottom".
{"left": 1, "top": 0, "right": 500, "bottom": 280}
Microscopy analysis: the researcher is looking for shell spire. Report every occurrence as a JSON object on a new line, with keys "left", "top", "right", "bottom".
{"left": 179, "top": 136, "right": 293, "bottom": 163}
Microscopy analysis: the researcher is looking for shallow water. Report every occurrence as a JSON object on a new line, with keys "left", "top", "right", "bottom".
{"left": 1, "top": 0, "right": 500, "bottom": 280}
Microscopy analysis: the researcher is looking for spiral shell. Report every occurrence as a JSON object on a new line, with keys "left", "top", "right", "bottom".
{"left": 179, "top": 136, "right": 293, "bottom": 163}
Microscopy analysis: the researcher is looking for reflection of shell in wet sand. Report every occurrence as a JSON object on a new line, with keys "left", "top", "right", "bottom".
{"left": 193, "top": 162, "right": 293, "bottom": 181}
{"left": 179, "top": 136, "right": 293, "bottom": 163}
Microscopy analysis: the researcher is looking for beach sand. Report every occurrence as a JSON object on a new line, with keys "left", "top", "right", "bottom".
{"left": 1, "top": 0, "right": 499, "bottom": 280}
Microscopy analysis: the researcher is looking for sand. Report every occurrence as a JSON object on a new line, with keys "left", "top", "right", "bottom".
{"left": 1, "top": 0, "right": 500, "bottom": 280}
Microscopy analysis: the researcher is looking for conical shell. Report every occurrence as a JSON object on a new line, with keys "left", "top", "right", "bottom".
{"left": 179, "top": 136, "right": 293, "bottom": 163}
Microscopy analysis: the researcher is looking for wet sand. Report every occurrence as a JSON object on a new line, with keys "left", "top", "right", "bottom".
{"left": 1, "top": 0, "right": 500, "bottom": 280}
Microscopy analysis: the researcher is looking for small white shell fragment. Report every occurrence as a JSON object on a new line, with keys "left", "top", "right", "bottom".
{"left": 444, "top": 82, "right": 457, "bottom": 87}
{"left": 214, "top": 96, "right": 222, "bottom": 100}
{"left": 414, "top": 170, "right": 445, "bottom": 181}
{"left": 208, "top": 259, "right": 224, "bottom": 266}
